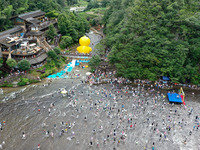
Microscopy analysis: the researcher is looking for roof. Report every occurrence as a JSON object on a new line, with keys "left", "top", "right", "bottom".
{"left": 0, "top": 37, "right": 23, "bottom": 47}
{"left": 25, "top": 17, "right": 41, "bottom": 24}
{"left": 0, "top": 26, "right": 23, "bottom": 37}
{"left": 162, "top": 76, "right": 170, "bottom": 81}
{"left": 18, "top": 10, "right": 45, "bottom": 20}
{"left": 28, "top": 53, "right": 47, "bottom": 65}
{"left": 168, "top": 93, "right": 183, "bottom": 103}
{"left": 26, "top": 31, "right": 44, "bottom": 36}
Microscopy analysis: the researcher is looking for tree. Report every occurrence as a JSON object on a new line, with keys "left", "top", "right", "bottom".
{"left": 58, "top": 14, "right": 72, "bottom": 36}
{"left": 103, "top": 0, "right": 200, "bottom": 84}
{"left": 89, "top": 55, "right": 101, "bottom": 72}
{"left": 67, "top": 0, "right": 78, "bottom": 6}
{"left": 18, "top": 59, "right": 31, "bottom": 71}
{"left": 46, "top": 24, "right": 57, "bottom": 40}
{"left": 45, "top": 10, "right": 59, "bottom": 19}
{"left": 0, "top": 58, "right": 3, "bottom": 68}
{"left": 53, "top": 47, "right": 61, "bottom": 55}
{"left": 59, "top": 36, "right": 72, "bottom": 49}
{"left": 58, "top": 12, "right": 90, "bottom": 41}
{"left": 94, "top": 42, "right": 105, "bottom": 57}
{"left": 47, "top": 50, "right": 57, "bottom": 60}
{"left": 6, "top": 58, "right": 17, "bottom": 69}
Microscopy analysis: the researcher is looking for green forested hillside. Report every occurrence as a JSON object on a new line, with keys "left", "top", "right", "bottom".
{"left": 103, "top": 0, "right": 200, "bottom": 84}
{"left": 0, "top": 0, "right": 78, "bottom": 31}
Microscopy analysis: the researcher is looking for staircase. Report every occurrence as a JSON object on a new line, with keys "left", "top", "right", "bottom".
{"left": 42, "top": 40, "right": 52, "bottom": 51}
{"left": 37, "top": 38, "right": 52, "bottom": 52}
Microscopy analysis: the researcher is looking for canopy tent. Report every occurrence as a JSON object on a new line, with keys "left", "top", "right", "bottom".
{"left": 167, "top": 93, "right": 183, "bottom": 103}
{"left": 162, "top": 76, "right": 170, "bottom": 81}
{"left": 86, "top": 72, "right": 92, "bottom": 76}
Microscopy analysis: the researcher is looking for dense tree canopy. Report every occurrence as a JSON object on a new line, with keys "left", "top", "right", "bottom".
{"left": 46, "top": 24, "right": 57, "bottom": 40}
{"left": 6, "top": 58, "right": 17, "bottom": 69}
{"left": 59, "top": 36, "right": 73, "bottom": 49}
{"left": 17, "top": 59, "right": 31, "bottom": 71}
{"left": 0, "top": 0, "right": 79, "bottom": 31}
{"left": 58, "top": 11, "right": 90, "bottom": 43}
{"left": 103, "top": 0, "right": 200, "bottom": 84}
{"left": 89, "top": 55, "right": 101, "bottom": 72}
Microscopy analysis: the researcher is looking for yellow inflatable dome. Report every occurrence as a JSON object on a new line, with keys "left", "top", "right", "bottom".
{"left": 77, "top": 46, "right": 92, "bottom": 53}
{"left": 77, "top": 36, "right": 92, "bottom": 54}
{"left": 79, "top": 36, "right": 90, "bottom": 46}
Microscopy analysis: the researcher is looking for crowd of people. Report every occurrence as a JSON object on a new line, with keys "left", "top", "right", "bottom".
{"left": 0, "top": 68, "right": 200, "bottom": 149}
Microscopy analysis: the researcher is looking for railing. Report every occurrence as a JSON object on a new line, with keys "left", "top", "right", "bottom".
{"left": 38, "top": 20, "right": 57, "bottom": 30}
{"left": 61, "top": 52, "right": 92, "bottom": 57}
{"left": 13, "top": 49, "right": 46, "bottom": 61}
{"left": 23, "top": 37, "right": 37, "bottom": 41}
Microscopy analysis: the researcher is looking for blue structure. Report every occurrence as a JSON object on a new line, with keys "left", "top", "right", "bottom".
{"left": 47, "top": 59, "right": 89, "bottom": 79}
{"left": 162, "top": 76, "right": 170, "bottom": 81}
{"left": 167, "top": 93, "right": 183, "bottom": 103}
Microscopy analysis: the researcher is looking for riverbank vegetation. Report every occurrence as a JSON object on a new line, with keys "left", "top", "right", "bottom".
{"left": 30, "top": 47, "right": 67, "bottom": 79}
{"left": 58, "top": 11, "right": 90, "bottom": 49}
{"left": 103, "top": 0, "right": 200, "bottom": 84}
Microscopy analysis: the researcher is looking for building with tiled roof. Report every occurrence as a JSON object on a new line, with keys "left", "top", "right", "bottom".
{"left": 0, "top": 10, "right": 57, "bottom": 68}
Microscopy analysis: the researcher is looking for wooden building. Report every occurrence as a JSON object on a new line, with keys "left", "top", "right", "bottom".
{"left": 0, "top": 10, "right": 56, "bottom": 67}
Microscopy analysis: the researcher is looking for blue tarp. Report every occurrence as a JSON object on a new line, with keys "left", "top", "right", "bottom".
{"left": 67, "top": 67, "right": 73, "bottom": 72}
{"left": 77, "top": 60, "right": 89, "bottom": 63}
{"left": 167, "top": 93, "right": 183, "bottom": 103}
{"left": 20, "top": 33, "right": 24, "bottom": 36}
{"left": 162, "top": 76, "right": 170, "bottom": 81}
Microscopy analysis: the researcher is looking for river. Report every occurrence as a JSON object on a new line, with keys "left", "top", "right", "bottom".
{"left": 0, "top": 31, "right": 200, "bottom": 150}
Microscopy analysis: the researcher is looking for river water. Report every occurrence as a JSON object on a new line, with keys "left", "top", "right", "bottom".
{"left": 0, "top": 31, "right": 200, "bottom": 150}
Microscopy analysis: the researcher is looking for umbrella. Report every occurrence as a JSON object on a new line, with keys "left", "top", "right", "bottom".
{"left": 61, "top": 89, "right": 68, "bottom": 94}
{"left": 86, "top": 72, "right": 92, "bottom": 76}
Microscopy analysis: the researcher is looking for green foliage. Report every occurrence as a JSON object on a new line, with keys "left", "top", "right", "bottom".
{"left": 101, "top": 0, "right": 109, "bottom": 7}
{"left": 45, "top": 10, "right": 59, "bottom": 19}
{"left": 0, "top": 81, "right": 13, "bottom": 87}
{"left": 0, "top": 58, "right": 3, "bottom": 68}
{"left": 94, "top": 42, "right": 105, "bottom": 57}
{"left": 65, "top": 50, "right": 70, "bottom": 53}
{"left": 17, "top": 59, "right": 31, "bottom": 71}
{"left": 53, "top": 47, "right": 61, "bottom": 55}
{"left": 0, "top": 0, "right": 70, "bottom": 31}
{"left": 85, "top": 0, "right": 99, "bottom": 11}
{"left": 6, "top": 58, "right": 17, "bottom": 68}
{"left": 104, "top": 0, "right": 200, "bottom": 84}
{"left": 17, "top": 77, "right": 29, "bottom": 86}
{"left": 46, "top": 23, "right": 57, "bottom": 40}
{"left": 60, "top": 36, "right": 73, "bottom": 49}
{"left": 47, "top": 50, "right": 57, "bottom": 60}
{"left": 17, "top": 77, "right": 39, "bottom": 86}
{"left": 88, "top": 55, "right": 101, "bottom": 72}
{"left": 58, "top": 12, "right": 90, "bottom": 43}
{"left": 67, "top": 0, "right": 78, "bottom": 6}
{"left": 40, "top": 68, "right": 56, "bottom": 78}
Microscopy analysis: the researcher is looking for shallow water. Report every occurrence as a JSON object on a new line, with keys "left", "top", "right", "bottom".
{"left": 0, "top": 76, "right": 200, "bottom": 150}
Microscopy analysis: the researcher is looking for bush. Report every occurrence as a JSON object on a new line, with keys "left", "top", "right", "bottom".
{"left": 6, "top": 58, "right": 17, "bottom": 68}
{"left": 17, "top": 78, "right": 29, "bottom": 86}
{"left": 53, "top": 47, "right": 61, "bottom": 55}
{"left": 18, "top": 59, "right": 31, "bottom": 71}
{"left": 29, "top": 79, "right": 39, "bottom": 84}
{"left": 46, "top": 24, "right": 57, "bottom": 40}
{"left": 0, "top": 81, "right": 13, "bottom": 87}
{"left": 60, "top": 36, "right": 72, "bottom": 49}
{"left": 89, "top": 55, "right": 101, "bottom": 71}
{"left": 65, "top": 50, "right": 70, "bottom": 53}
{"left": 47, "top": 50, "right": 57, "bottom": 60}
